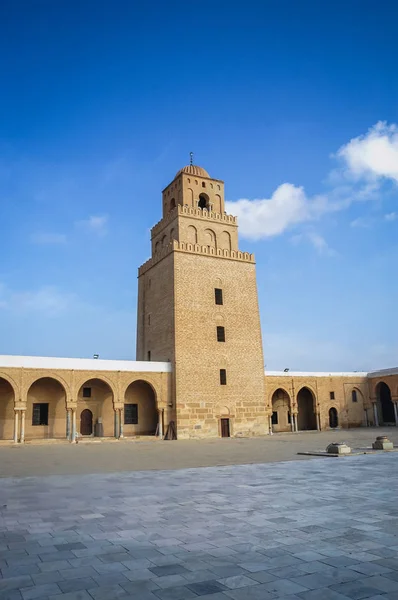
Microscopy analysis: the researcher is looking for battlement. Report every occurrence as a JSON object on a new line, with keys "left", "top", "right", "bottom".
{"left": 151, "top": 205, "right": 237, "bottom": 238}
{"left": 138, "top": 239, "right": 255, "bottom": 277}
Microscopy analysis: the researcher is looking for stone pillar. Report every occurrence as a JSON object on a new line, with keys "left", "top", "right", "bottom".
{"left": 114, "top": 410, "right": 119, "bottom": 439}
{"left": 119, "top": 408, "right": 124, "bottom": 439}
{"left": 394, "top": 402, "right": 398, "bottom": 427}
{"left": 13, "top": 410, "right": 19, "bottom": 443}
{"left": 20, "top": 410, "right": 26, "bottom": 444}
{"left": 158, "top": 409, "right": 163, "bottom": 438}
{"left": 66, "top": 409, "right": 71, "bottom": 440}
{"left": 71, "top": 409, "right": 77, "bottom": 442}
{"left": 316, "top": 412, "right": 321, "bottom": 431}
{"left": 290, "top": 413, "right": 294, "bottom": 433}
{"left": 373, "top": 403, "right": 379, "bottom": 427}
{"left": 268, "top": 415, "right": 273, "bottom": 435}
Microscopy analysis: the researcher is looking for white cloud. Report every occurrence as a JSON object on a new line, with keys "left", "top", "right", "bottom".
{"left": 336, "top": 121, "right": 398, "bottom": 183}
{"left": 385, "top": 212, "right": 397, "bottom": 222}
{"left": 30, "top": 232, "right": 67, "bottom": 245}
{"left": 75, "top": 215, "right": 108, "bottom": 236}
{"left": 226, "top": 121, "right": 398, "bottom": 245}
{"left": 225, "top": 184, "right": 329, "bottom": 240}
{"left": 350, "top": 216, "right": 373, "bottom": 228}
{"left": 0, "top": 284, "right": 76, "bottom": 316}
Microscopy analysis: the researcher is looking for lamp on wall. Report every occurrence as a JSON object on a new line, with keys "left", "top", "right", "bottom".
{"left": 93, "top": 354, "right": 99, "bottom": 359}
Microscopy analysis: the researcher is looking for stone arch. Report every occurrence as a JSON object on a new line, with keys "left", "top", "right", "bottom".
{"left": 0, "top": 376, "right": 16, "bottom": 440}
{"left": 329, "top": 407, "right": 338, "bottom": 428}
{"left": 155, "top": 241, "right": 160, "bottom": 253}
{"left": 123, "top": 379, "right": 158, "bottom": 436}
{"left": 198, "top": 193, "right": 209, "bottom": 210}
{"left": 297, "top": 386, "right": 317, "bottom": 431}
{"left": 187, "top": 225, "right": 198, "bottom": 245}
{"left": 77, "top": 377, "right": 115, "bottom": 437}
{"left": 204, "top": 228, "right": 217, "bottom": 250}
{"left": 376, "top": 381, "right": 395, "bottom": 425}
{"left": 187, "top": 188, "right": 194, "bottom": 205}
{"left": 0, "top": 372, "right": 19, "bottom": 397}
{"left": 26, "top": 377, "right": 67, "bottom": 440}
{"left": 219, "top": 231, "right": 232, "bottom": 251}
{"left": 170, "top": 198, "right": 176, "bottom": 211}
{"left": 270, "top": 388, "right": 291, "bottom": 432}
{"left": 214, "top": 194, "right": 222, "bottom": 213}
{"left": 161, "top": 234, "right": 167, "bottom": 247}
{"left": 170, "top": 228, "right": 175, "bottom": 241}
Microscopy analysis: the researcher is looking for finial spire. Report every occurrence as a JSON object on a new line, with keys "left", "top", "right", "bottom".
{"left": 190, "top": 151, "right": 193, "bottom": 166}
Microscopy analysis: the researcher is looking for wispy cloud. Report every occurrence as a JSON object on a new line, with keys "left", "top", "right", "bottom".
{"left": 0, "top": 284, "right": 76, "bottom": 316}
{"left": 385, "top": 212, "right": 397, "bottom": 222}
{"left": 226, "top": 121, "right": 398, "bottom": 246}
{"left": 75, "top": 215, "right": 108, "bottom": 236}
{"left": 30, "top": 232, "right": 67, "bottom": 245}
{"left": 291, "top": 231, "right": 338, "bottom": 257}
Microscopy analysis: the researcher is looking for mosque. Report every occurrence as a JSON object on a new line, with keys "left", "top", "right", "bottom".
{"left": 1, "top": 164, "right": 397, "bottom": 443}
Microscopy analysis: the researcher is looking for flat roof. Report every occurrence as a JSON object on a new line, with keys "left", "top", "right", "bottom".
{"left": 265, "top": 371, "right": 368, "bottom": 377}
{"left": 367, "top": 367, "right": 398, "bottom": 378}
{"left": 0, "top": 355, "right": 172, "bottom": 373}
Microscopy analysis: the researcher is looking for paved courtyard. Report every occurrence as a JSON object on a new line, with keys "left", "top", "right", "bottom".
{"left": 1, "top": 449, "right": 398, "bottom": 599}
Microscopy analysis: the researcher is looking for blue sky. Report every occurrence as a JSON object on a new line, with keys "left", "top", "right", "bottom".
{"left": 1, "top": 0, "right": 397, "bottom": 371}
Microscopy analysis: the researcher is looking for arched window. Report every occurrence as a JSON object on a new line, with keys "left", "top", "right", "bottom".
{"left": 170, "top": 198, "right": 176, "bottom": 211}
{"left": 352, "top": 390, "right": 357, "bottom": 403}
{"left": 329, "top": 408, "right": 338, "bottom": 428}
{"left": 198, "top": 193, "right": 209, "bottom": 209}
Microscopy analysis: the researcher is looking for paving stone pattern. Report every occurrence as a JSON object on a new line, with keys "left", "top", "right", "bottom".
{"left": 1, "top": 453, "right": 398, "bottom": 599}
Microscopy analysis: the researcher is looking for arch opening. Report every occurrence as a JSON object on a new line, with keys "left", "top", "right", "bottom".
{"left": 271, "top": 388, "right": 291, "bottom": 432}
{"left": 297, "top": 387, "right": 317, "bottom": 431}
{"left": 170, "top": 198, "right": 176, "bottom": 211}
{"left": 377, "top": 382, "right": 395, "bottom": 425}
{"left": 77, "top": 378, "right": 114, "bottom": 437}
{"left": 329, "top": 407, "right": 338, "bottom": 429}
{"left": 124, "top": 380, "right": 157, "bottom": 436}
{"left": 198, "top": 193, "right": 209, "bottom": 210}
{"left": 0, "top": 377, "right": 15, "bottom": 440}
{"left": 26, "top": 377, "right": 67, "bottom": 440}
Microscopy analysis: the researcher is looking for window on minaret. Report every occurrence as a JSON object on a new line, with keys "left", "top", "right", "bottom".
{"left": 220, "top": 369, "right": 227, "bottom": 385}
{"left": 170, "top": 198, "right": 176, "bottom": 210}
{"left": 198, "top": 193, "right": 209, "bottom": 209}
{"left": 215, "top": 288, "right": 223, "bottom": 305}
{"left": 217, "top": 326, "right": 225, "bottom": 342}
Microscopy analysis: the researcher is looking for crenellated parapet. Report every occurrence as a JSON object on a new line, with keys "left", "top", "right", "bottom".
{"left": 138, "top": 239, "right": 255, "bottom": 277}
{"left": 151, "top": 204, "right": 237, "bottom": 239}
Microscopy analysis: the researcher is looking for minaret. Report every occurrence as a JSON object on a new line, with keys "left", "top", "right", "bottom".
{"left": 136, "top": 161, "right": 267, "bottom": 438}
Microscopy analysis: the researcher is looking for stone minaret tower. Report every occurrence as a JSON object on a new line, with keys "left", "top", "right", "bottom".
{"left": 136, "top": 162, "right": 267, "bottom": 438}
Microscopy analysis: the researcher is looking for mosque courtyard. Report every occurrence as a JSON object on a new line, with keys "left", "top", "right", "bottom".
{"left": 1, "top": 430, "right": 398, "bottom": 599}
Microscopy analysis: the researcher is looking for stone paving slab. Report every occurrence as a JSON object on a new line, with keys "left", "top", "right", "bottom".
{"left": 1, "top": 453, "right": 398, "bottom": 598}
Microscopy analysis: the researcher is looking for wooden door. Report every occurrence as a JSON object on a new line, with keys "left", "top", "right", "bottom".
{"left": 80, "top": 409, "right": 93, "bottom": 436}
{"left": 221, "top": 418, "right": 230, "bottom": 438}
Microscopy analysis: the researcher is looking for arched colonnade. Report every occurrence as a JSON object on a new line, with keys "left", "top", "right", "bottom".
{"left": 0, "top": 372, "right": 165, "bottom": 443}
{"left": 269, "top": 386, "right": 321, "bottom": 433}
{"left": 370, "top": 380, "right": 398, "bottom": 427}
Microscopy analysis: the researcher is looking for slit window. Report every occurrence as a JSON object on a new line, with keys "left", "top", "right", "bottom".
{"left": 330, "top": 391, "right": 335, "bottom": 400}
{"left": 217, "top": 326, "right": 225, "bottom": 342}
{"left": 220, "top": 369, "right": 227, "bottom": 385}
{"left": 215, "top": 288, "right": 223, "bottom": 305}
{"left": 124, "top": 404, "right": 138, "bottom": 425}
{"left": 272, "top": 411, "right": 278, "bottom": 425}
{"left": 352, "top": 390, "right": 358, "bottom": 403}
{"left": 32, "top": 403, "right": 49, "bottom": 426}
{"left": 147, "top": 351, "right": 151, "bottom": 361}
{"left": 83, "top": 387, "right": 91, "bottom": 398}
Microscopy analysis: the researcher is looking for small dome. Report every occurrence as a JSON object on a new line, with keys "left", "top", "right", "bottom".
{"left": 176, "top": 164, "right": 210, "bottom": 178}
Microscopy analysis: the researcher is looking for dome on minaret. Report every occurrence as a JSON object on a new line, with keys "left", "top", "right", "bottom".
{"left": 176, "top": 164, "right": 210, "bottom": 178}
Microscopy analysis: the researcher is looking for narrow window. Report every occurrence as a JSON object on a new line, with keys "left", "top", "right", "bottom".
{"left": 216, "top": 326, "right": 225, "bottom": 342}
{"left": 287, "top": 411, "right": 291, "bottom": 424}
{"left": 202, "top": 182, "right": 206, "bottom": 188}
{"left": 330, "top": 391, "right": 335, "bottom": 400}
{"left": 272, "top": 411, "right": 278, "bottom": 425}
{"left": 32, "top": 403, "right": 49, "bottom": 426}
{"left": 83, "top": 387, "right": 91, "bottom": 398}
{"left": 124, "top": 404, "right": 138, "bottom": 425}
{"left": 220, "top": 369, "right": 227, "bottom": 385}
{"left": 215, "top": 288, "right": 223, "bottom": 305}
{"left": 352, "top": 390, "right": 358, "bottom": 403}
{"left": 147, "top": 351, "right": 151, "bottom": 361}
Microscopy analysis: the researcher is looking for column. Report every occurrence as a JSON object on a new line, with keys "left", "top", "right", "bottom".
{"left": 119, "top": 408, "right": 124, "bottom": 439}
{"left": 294, "top": 413, "right": 298, "bottom": 432}
{"left": 269, "top": 415, "right": 273, "bottom": 435}
{"left": 316, "top": 412, "right": 321, "bottom": 431}
{"left": 66, "top": 409, "right": 71, "bottom": 440}
{"left": 290, "top": 411, "right": 294, "bottom": 432}
{"left": 13, "top": 410, "right": 19, "bottom": 443}
{"left": 114, "top": 410, "right": 119, "bottom": 439}
{"left": 71, "top": 409, "right": 77, "bottom": 442}
{"left": 394, "top": 402, "right": 398, "bottom": 427}
{"left": 20, "top": 410, "right": 25, "bottom": 444}
{"left": 373, "top": 403, "right": 379, "bottom": 427}
{"left": 158, "top": 409, "right": 163, "bottom": 438}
